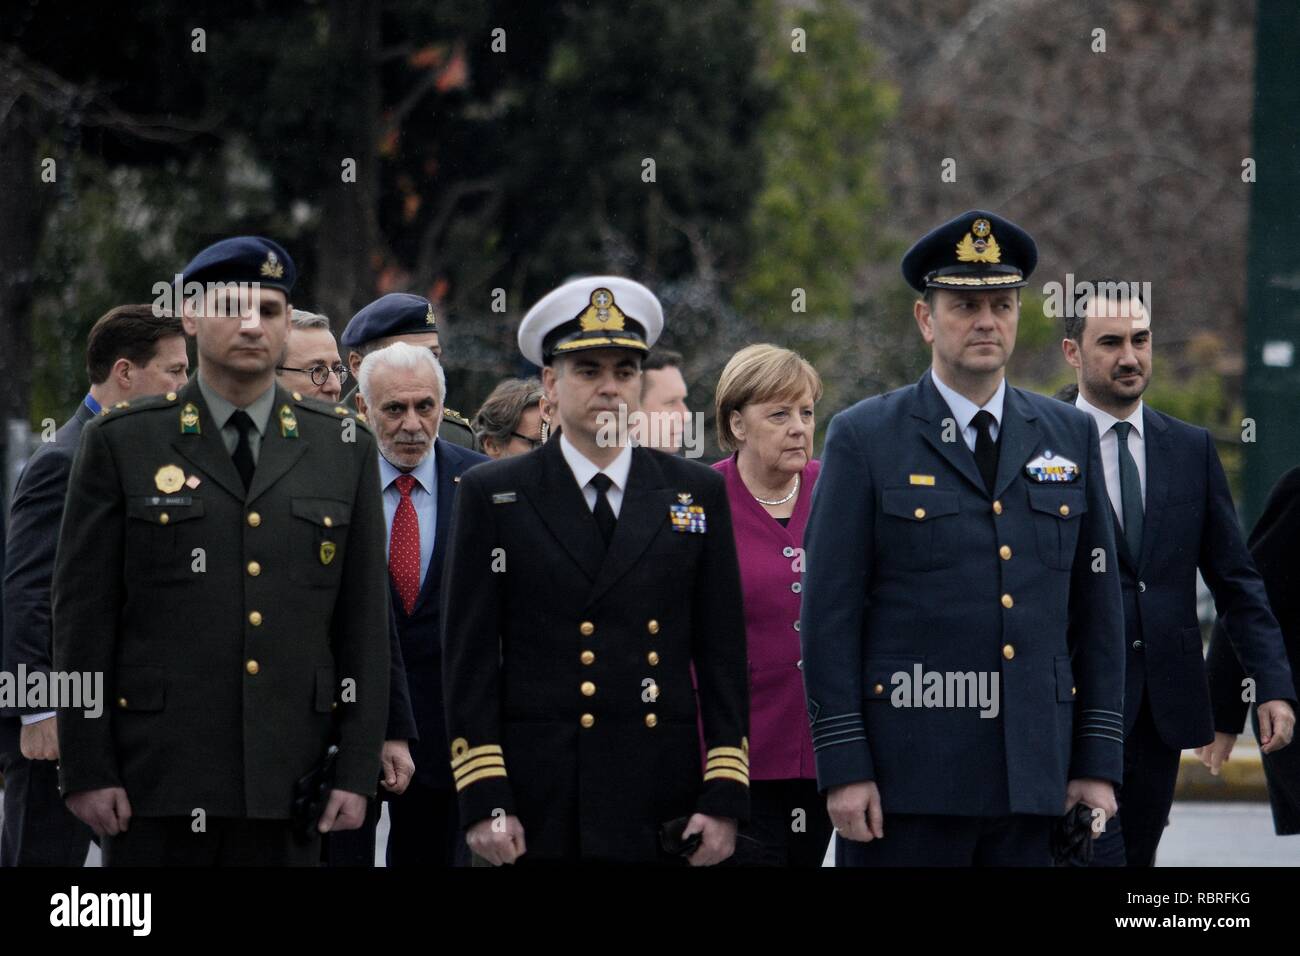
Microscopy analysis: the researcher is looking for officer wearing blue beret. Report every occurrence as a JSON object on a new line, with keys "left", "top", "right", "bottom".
{"left": 800, "top": 210, "right": 1126, "bottom": 865}
{"left": 339, "top": 293, "right": 478, "bottom": 451}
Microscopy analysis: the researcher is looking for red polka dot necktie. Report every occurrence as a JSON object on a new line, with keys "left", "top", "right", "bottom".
{"left": 389, "top": 474, "right": 421, "bottom": 615}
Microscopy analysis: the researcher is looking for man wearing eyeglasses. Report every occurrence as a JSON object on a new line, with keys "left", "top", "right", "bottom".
{"left": 277, "top": 311, "right": 348, "bottom": 402}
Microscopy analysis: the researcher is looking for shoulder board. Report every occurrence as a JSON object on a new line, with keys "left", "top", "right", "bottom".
{"left": 94, "top": 391, "right": 181, "bottom": 423}
{"left": 291, "top": 392, "right": 362, "bottom": 420}
{"left": 443, "top": 407, "right": 472, "bottom": 428}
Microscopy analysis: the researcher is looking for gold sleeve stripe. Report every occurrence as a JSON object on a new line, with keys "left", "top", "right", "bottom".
{"left": 453, "top": 755, "right": 506, "bottom": 781}
{"left": 703, "top": 768, "right": 750, "bottom": 786}
{"left": 705, "top": 746, "right": 749, "bottom": 765}
{"left": 454, "top": 766, "right": 509, "bottom": 791}
{"left": 705, "top": 756, "right": 749, "bottom": 775}
{"left": 450, "top": 741, "right": 503, "bottom": 769}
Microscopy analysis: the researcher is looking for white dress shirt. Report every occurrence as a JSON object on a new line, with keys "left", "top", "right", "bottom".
{"left": 930, "top": 370, "right": 1006, "bottom": 452}
{"left": 1074, "top": 393, "right": 1147, "bottom": 528}
{"left": 560, "top": 433, "right": 633, "bottom": 518}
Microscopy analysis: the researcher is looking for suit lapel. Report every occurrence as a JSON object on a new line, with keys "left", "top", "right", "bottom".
{"left": 520, "top": 437, "right": 606, "bottom": 584}
{"left": 991, "top": 387, "right": 1043, "bottom": 499}
{"left": 586, "top": 448, "right": 672, "bottom": 608}
{"left": 246, "top": 387, "right": 309, "bottom": 504}
{"left": 414, "top": 440, "right": 462, "bottom": 612}
{"left": 169, "top": 381, "right": 247, "bottom": 501}
{"left": 1136, "top": 405, "right": 1169, "bottom": 571}
{"left": 914, "top": 372, "right": 987, "bottom": 496}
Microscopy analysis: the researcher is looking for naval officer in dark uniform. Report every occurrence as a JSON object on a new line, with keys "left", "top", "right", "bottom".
{"left": 339, "top": 293, "right": 478, "bottom": 451}
{"left": 441, "top": 276, "right": 750, "bottom": 864}
{"left": 801, "top": 211, "right": 1126, "bottom": 866}
{"left": 52, "top": 237, "right": 390, "bottom": 865}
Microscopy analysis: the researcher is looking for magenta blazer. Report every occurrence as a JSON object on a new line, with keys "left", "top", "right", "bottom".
{"left": 712, "top": 454, "right": 819, "bottom": 781}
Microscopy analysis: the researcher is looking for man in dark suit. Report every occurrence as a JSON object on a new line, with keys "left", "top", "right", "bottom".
{"left": 802, "top": 211, "right": 1125, "bottom": 866}
{"left": 339, "top": 293, "right": 479, "bottom": 451}
{"left": 442, "top": 276, "right": 750, "bottom": 865}
{"left": 2, "top": 304, "right": 189, "bottom": 866}
{"left": 1061, "top": 283, "right": 1295, "bottom": 865}
{"left": 52, "top": 237, "right": 390, "bottom": 865}
{"left": 351, "top": 335, "right": 488, "bottom": 865}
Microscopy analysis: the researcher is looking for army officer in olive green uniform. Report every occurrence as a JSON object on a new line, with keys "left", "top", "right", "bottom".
{"left": 53, "top": 236, "right": 390, "bottom": 866}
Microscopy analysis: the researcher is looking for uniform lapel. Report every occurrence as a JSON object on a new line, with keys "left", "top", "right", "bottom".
{"left": 520, "top": 436, "right": 606, "bottom": 583}
{"left": 1136, "top": 405, "right": 1169, "bottom": 572}
{"left": 586, "top": 448, "right": 672, "bottom": 608}
{"left": 246, "top": 387, "right": 309, "bottom": 504}
{"left": 169, "top": 380, "right": 247, "bottom": 501}
{"left": 914, "top": 372, "right": 987, "bottom": 496}
{"left": 991, "top": 386, "right": 1043, "bottom": 500}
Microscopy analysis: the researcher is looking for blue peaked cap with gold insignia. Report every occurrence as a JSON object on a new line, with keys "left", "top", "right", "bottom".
{"left": 181, "top": 236, "right": 296, "bottom": 294}
{"left": 341, "top": 293, "right": 438, "bottom": 349}
{"left": 901, "top": 210, "right": 1038, "bottom": 293}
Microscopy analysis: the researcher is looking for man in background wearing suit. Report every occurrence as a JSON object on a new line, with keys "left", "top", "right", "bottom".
{"left": 802, "top": 211, "right": 1125, "bottom": 866}
{"left": 354, "top": 335, "right": 488, "bottom": 865}
{"left": 2, "top": 304, "right": 188, "bottom": 865}
{"left": 1061, "top": 284, "right": 1295, "bottom": 865}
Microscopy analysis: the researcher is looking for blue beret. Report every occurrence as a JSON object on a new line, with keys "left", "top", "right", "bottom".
{"left": 901, "top": 210, "right": 1037, "bottom": 293}
{"left": 341, "top": 293, "right": 438, "bottom": 349}
{"left": 182, "top": 236, "right": 296, "bottom": 294}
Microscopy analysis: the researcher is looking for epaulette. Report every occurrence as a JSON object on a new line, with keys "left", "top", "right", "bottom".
{"left": 444, "top": 407, "right": 472, "bottom": 428}
{"left": 94, "top": 391, "right": 182, "bottom": 423}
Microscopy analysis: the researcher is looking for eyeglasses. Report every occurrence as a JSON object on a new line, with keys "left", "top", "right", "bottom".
{"left": 511, "top": 431, "right": 544, "bottom": 449}
{"left": 278, "top": 363, "right": 349, "bottom": 387}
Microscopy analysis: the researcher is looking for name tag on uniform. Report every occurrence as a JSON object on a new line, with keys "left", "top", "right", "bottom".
{"left": 491, "top": 492, "right": 517, "bottom": 504}
{"left": 146, "top": 495, "right": 194, "bottom": 506}
{"left": 1024, "top": 450, "right": 1080, "bottom": 483}
{"left": 669, "top": 502, "right": 707, "bottom": 533}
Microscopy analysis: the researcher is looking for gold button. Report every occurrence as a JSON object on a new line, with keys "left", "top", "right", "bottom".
{"left": 246, "top": 659, "right": 260, "bottom": 675}
{"left": 645, "top": 713, "right": 658, "bottom": 728}
{"left": 993, "top": 500, "right": 1003, "bottom": 515}
{"left": 335, "top": 406, "right": 348, "bottom": 415}
{"left": 914, "top": 507, "right": 926, "bottom": 520}
{"left": 580, "top": 713, "right": 595, "bottom": 728}
{"left": 579, "top": 621, "right": 595, "bottom": 636}
{"left": 292, "top": 391, "right": 303, "bottom": 401}
{"left": 324, "top": 516, "right": 333, "bottom": 528}
{"left": 647, "top": 651, "right": 660, "bottom": 666}
{"left": 999, "top": 545, "right": 1012, "bottom": 560}
{"left": 247, "top": 512, "right": 261, "bottom": 527}
{"left": 1002, "top": 644, "right": 1015, "bottom": 660}
{"left": 159, "top": 512, "right": 170, "bottom": 525}
{"left": 581, "top": 681, "right": 596, "bottom": 697}
{"left": 1072, "top": 686, "right": 1077, "bottom": 695}
{"left": 580, "top": 650, "right": 595, "bottom": 665}
{"left": 647, "top": 620, "right": 660, "bottom": 635}
{"left": 247, "top": 561, "right": 261, "bottom": 576}
{"left": 165, "top": 391, "right": 177, "bottom": 401}
{"left": 331, "top": 701, "right": 338, "bottom": 711}
{"left": 873, "top": 683, "right": 884, "bottom": 695}
{"left": 1059, "top": 504, "right": 1070, "bottom": 517}
{"left": 117, "top": 697, "right": 128, "bottom": 709}
{"left": 1001, "top": 593, "right": 1014, "bottom": 609}
{"left": 249, "top": 610, "right": 263, "bottom": 626}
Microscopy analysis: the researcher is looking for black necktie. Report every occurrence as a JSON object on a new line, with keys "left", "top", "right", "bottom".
{"left": 589, "top": 473, "right": 617, "bottom": 547}
{"left": 971, "top": 409, "right": 999, "bottom": 495}
{"left": 1113, "top": 421, "right": 1144, "bottom": 559}
{"left": 230, "top": 410, "right": 257, "bottom": 491}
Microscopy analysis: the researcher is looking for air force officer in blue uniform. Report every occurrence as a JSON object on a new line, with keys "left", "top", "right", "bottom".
{"left": 801, "top": 211, "right": 1126, "bottom": 865}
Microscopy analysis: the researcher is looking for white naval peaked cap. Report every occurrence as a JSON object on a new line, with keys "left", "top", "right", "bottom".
{"left": 517, "top": 275, "right": 664, "bottom": 368}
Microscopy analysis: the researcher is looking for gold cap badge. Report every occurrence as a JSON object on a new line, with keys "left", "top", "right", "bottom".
{"left": 426, "top": 303, "right": 436, "bottom": 326}
{"left": 955, "top": 218, "right": 1001, "bottom": 263}
{"left": 575, "top": 288, "right": 628, "bottom": 332}
{"left": 259, "top": 250, "right": 284, "bottom": 279}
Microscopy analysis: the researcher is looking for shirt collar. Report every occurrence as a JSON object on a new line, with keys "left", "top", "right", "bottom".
{"left": 1074, "top": 392, "right": 1144, "bottom": 439}
{"left": 197, "top": 373, "right": 276, "bottom": 435}
{"left": 930, "top": 369, "right": 1006, "bottom": 432}
{"left": 560, "top": 433, "right": 633, "bottom": 493}
{"left": 379, "top": 442, "right": 438, "bottom": 494}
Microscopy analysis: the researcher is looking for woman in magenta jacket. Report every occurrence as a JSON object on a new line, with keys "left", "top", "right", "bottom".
{"left": 712, "top": 343, "right": 831, "bottom": 866}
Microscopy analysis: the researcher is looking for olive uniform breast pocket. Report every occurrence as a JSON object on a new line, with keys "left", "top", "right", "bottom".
{"left": 879, "top": 488, "right": 960, "bottom": 571}
{"left": 289, "top": 497, "right": 351, "bottom": 588}
{"left": 125, "top": 496, "right": 206, "bottom": 583}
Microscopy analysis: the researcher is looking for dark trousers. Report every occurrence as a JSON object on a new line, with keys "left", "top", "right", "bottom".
{"left": 322, "top": 798, "right": 383, "bottom": 867}
{"left": 836, "top": 812, "right": 1052, "bottom": 866}
{"left": 386, "top": 780, "right": 463, "bottom": 867}
{"left": 102, "top": 815, "right": 320, "bottom": 866}
{"left": 1090, "top": 692, "right": 1181, "bottom": 867}
{"left": 1255, "top": 706, "right": 1300, "bottom": 835}
{"left": 0, "top": 752, "right": 93, "bottom": 866}
{"left": 729, "top": 778, "right": 832, "bottom": 866}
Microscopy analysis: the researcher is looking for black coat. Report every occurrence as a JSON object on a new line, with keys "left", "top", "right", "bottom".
{"left": 441, "top": 437, "right": 750, "bottom": 862}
